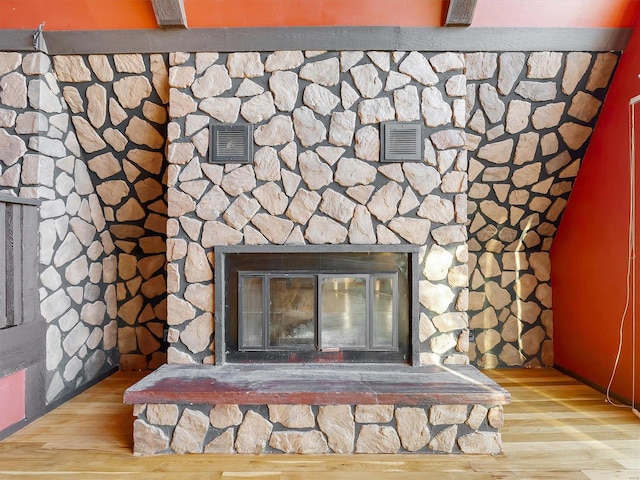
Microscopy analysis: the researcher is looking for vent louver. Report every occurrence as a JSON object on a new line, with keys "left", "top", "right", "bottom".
{"left": 209, "top": 123, "right": 253, "bottom": 164}
{"left": 381, "top": 122, "right": 422, "bottom": 162}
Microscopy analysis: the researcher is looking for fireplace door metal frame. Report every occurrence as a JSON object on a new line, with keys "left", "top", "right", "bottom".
{"left": 216, "top": 245, "right": 419, "bottom": 365}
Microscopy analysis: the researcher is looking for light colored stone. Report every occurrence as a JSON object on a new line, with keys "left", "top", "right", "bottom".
{"left": 133, "top": 420, "right": 170, "bottom": 455}
{"left": 220, "top": 164, "right": 256, "bottom": 197}
{"left": 388, "top": 217, "right": 430, "bottom": 245}
{"left": 299, "top": 58, "right": 340, "bottom": 86}
{"left": 53, "top": 55, "right": 91, "bottom": 82}
{"left": 506, "top": 100, "right": 531, "bottom": 134}
{"left": 568, "top": 91, "right": 602, "bottom": 123}
{"left": 169, "top": 89, "right": 197, "bottom": 118}
{"left": 198, "top": 97, "right": 240, "bottom": 123}
{"left": 329, "top": 110, "right": 356, "bottom": 147}
{"left": 253, "top": 146, "right": 281, "bottom": 181}
{"left": 485, "top": 281, "right": 511, "bottom": 310}
{"left": 0, "top": 73, "right": 27, "bottom": 109}
{"left": 498, "top": 52, "right": 526, "bottom": 95}
{"left": 512, "top": 162, "right": 542, "bottom": 188}
{"left": 0, "top": 129, "right": 27, "bottom": 166}
{"left": 112, "top": 76, "right": 152, "bottom": 109}
{"left": 586, "top": 52, "right": 617, "bottom": 92}
{"left": 286, "top": 189, "right": 321, "bottom": 224}
{"left": 349, "top": 205, "right": 376, "bottom": 244}
{"left": 171, "top": 409, "right": 210, "bottom": 454}
{"left": 268, "top": 70, "right": 298, "bottom": 112}
{"left": 184, "top": 283, "right": 214, "bottom": 312}
{"left": 299, "top": 150, "right": 333, "bottom": 189}
{"left": 281, "top": 169, "right": 301, "bottom": 197}
{"left": 224, "top": 194, "right": 261, "bottom": 229}
{"left": 398, "top": 51, "right": 438, "bottom": 85}
{"left": 531, "top": 102, "right": 565, "bottom": 130}
{"left": 478, "top": 84, "right": 504, "bottom": 124}
{"left": 433, "top": 312, "right": 468, "bottom": 332}
{"left": 125, "top": 116, "right": 165, "bottom": 149}
{"left": 304, "top": 215, "right": 348, "bottom": 244}
{"left": 366, "top": 181, "right": 402, "bottom": 222}
{"left": 385, "top": 71, "right": 411, "bottom": 92}
{"left": 185, "top": 243, "right": 213, "bottom": 283}
{"left": 303, "top": 83, "right": 340, "bottom": 116}
{"left": 341, "top": 80, "right": 360, "bottom": 109}
{"left": 368, "top": 51, "right": 390, "bottom": 71}
{"left": 403, "top": 163, "right": 440, "bottom": 195}
{"left": 315, "top": 405, "right": 354, "bottom": 454}
{"left": 515, "top": 81, "right": 557, "bottom": 102}
{"left": 203, "top": 429, "right": 235, "bottom": 453}
{"left": 424, "top": 245, "right": 454, "bottom": 281}
{"left": 235, "top": 410, "right": 273, "bottom": 454}
{"left": 431, "top": 225, "right": 467, "bottom": 245}
{"left": 167, "top": 295, "right": 197, "bottom": 326}
{"left": 421, "top": 87, "right": 452, "bottom": 127}
{"left": 268, "top": 405, "right": 315, "bottom": 428}
{"left": 192, "top": 65, "right": 232, "bottom": 98}
{"left": 355, "top": 425, "right": 400, "bottom": 454}
{"left": 293, "top": 106, "right": 327, "bottom": 147}
{"left": 391, "top": 84, "right": 419, "bottom": 122}
{"left": 265, "top": 50, "right": 304, "bottom": 71}
{"left": 181, "top": 312, "right": 214, "bottom": 354}
{"left": 240, "top": 91, "right": 276, "bottom": 123}
{"left": 563, "top": 52, "right": 592, "bottom": 95}
{"left": 28, "top": 79, "right": 62, "bottom": 113}
{"left": 429, "top": 52, "right": 464, "bottom": 72}
{"left": 320, "top": 189, "right": 356, "bottom": 223}
{"left": 350, "top": 64, "right": 382, "bottom": 98}
{"left": 201, "top": 221, "right": 243, "bottom": 247}
{"left": 147, "top": 404, "right": 180, "bottom": 426}
{"left": 334, "top": 157, "right": 377, "bottom": 187}
{"left": 210, "top": 405, "right": 243, "bottom": 429}
{"left": 227, "top": 52, "right": 264, "bottom": 78}
{"left": 254, "top": 115, "right": 295, "bottom": 146}
{"left": 270, "top": 431, "right": 328, "bottom": 454}
{"left": 396, "top": 407, "right": 430, "bottom": 452}
{"left": 0, "top": 52, "right": 21, "bottom": 75}
{"left": 458, "top": 431, "right": 502, "bottom": 454}
{"left": 419, "top": 280, "right": 455, "bottom": 314}
{"left": 358, "top": 97, "right": 395, "bottom": 125}
{"left": 254, "top": 182, "right": 287, "bottom": 215}
{"left": 355, "top": 405, "right": 394, "bottom": 423}
{"left": 465, "top": 52, "right": 498, "bottom": 80}
{"left": 235, "top": 78, "right": 264, "bottom": 97}
{"left": 527, "top": 52, "right": 563, "bottom": 79}
{"left": 251, "top": 213, "right": 294, "bottom": 244}
{"left": 429, "top": 405, "right": 467, "bottom": 426}
{"left": 354, "top": 125, "right": 379, "bottom": 161}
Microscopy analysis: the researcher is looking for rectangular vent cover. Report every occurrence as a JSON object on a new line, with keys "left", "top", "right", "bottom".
{"left": 381, "top": 122, "right": 422, "bottom": 162}
{"left": 209, "top": 123, "right": 253, "bottom": 164}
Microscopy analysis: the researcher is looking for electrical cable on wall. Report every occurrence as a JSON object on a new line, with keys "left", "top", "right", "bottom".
{"left": 606, "top": 95, "right": 639, "bottom": 419}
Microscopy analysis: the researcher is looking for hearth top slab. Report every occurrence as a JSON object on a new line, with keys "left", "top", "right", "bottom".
{"left": 124, "top": 363, "right": 511, "bottom": 406}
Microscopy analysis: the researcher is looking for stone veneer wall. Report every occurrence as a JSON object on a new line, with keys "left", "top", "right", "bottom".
{"left": 0, "top": 52, "right": 119, "bottom": 403}
{"left": 132, "top": 402, "right": 504, "bottom": 455}
{"left": 53, "top": 54, "right": 170, "bottom": 371}
{"left": 0, "top": 48, "right": 619, "bottom": 401}
{"left": 463, "top": 52, "right": 618, "bottom": 368}
{"left": 165, "top": 51, "right": 470, "bottom": 365}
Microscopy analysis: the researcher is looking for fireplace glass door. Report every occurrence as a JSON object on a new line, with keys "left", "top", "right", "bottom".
{"left": 238, "top": 272, "right": 398, "bottom": 353}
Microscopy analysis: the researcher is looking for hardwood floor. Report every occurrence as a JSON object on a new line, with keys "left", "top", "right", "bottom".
{"left": 0, "top": 368, "right": 638, "bottom": 479}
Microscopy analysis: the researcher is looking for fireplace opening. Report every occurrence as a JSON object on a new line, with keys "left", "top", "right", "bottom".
{"left": 216, "top": 247, "right": 418, "bottom": 364}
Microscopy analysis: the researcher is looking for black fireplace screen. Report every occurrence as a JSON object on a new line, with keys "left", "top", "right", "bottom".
{"left": 225, "top": 251, "right": 410, "bottom": 363}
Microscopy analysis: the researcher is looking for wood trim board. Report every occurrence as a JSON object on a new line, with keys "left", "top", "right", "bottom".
{"left": 0, "top": 27, "right": 633, "bottom": 54}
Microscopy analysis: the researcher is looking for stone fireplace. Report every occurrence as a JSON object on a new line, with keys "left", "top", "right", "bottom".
{"left": 164, "top": 50, "right": 470, "bottom": 367}
{"left": 125, "top": 49, "right": 510, "bottom": 455}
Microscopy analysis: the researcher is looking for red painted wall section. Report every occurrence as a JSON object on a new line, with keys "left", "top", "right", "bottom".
{"left": 552, "top": 10, "right": 640, "bottom": 405}
{"left": 0, "top": 370, "right": 26, "bottom": 431}
{"left": 0, "top": 0, "right": 637, "bottom": 30}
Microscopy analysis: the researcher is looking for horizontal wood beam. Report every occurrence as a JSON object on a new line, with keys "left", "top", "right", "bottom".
{"left": 0, "top": 27, "right": 632, "bottom": 54}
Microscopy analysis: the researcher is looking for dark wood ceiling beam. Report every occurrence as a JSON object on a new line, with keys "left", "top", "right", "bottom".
{"left": 151, "top": 0, "right": 187, "bottom": 28}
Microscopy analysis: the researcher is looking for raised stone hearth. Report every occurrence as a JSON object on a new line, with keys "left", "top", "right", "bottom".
{"left": 125, "top": 363, "right": 510, "bottom": 455}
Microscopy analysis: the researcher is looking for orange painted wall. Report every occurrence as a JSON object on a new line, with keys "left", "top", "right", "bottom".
{"left": 0, "top": 370, "right": 25, "bottom": 431}
{"left": 552, "top": 11, "right": 640, "bottom": 405}
{"left": 0, "top": 0, "right": 637, "bottom": 30}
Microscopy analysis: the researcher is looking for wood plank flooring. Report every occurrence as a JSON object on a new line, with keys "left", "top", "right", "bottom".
{"left": 0, "top": 368, "right": 638, "bottom": 480}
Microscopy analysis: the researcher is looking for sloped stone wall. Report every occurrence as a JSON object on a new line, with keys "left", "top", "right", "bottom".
{"left": 165, "top": 51, "right": 470, "bottom": 365}
{"left": 464, "top": 52, "right": 618, "bottom": 368}
{"left": 53, "top": 54, "right": 170, "bottom": 371}
{"left": 0, "top": 52, "right": 118, "bottom": 403}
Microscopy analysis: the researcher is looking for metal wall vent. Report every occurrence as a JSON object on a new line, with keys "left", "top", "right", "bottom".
{"left": 381, "top": 122, "right": 422, "bottom": 162}
{"left": 209, "top": 123, "right": 253, "bottom": 164}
